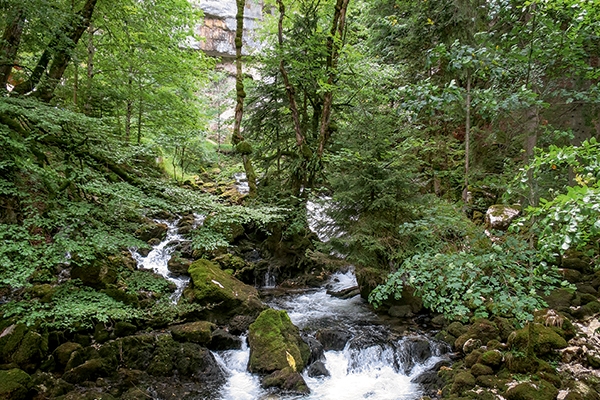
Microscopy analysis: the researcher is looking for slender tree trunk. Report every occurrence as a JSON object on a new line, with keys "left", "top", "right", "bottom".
{"left": 317, "top": 0, "right": 350, "bottom": 158}
{"left": 462, "top": 73, "right": 472, "bottom": 203}
{"left": 84, "top": 24, "right": 95, "bottom": 115}
{"left": 0, "top": 8, "right": 25, "bottom": 91}
{"left": 137, "top": 95, "right": 143, "bottom": 144}
{"left": 233, "top": 0, "right": 257, "bottom": 197}
{"left": 14, "top": 0, "right": 98, "bottom": 100}
{"left": 276, "top": 0, "right": 305, "bottom": 149}
{"left": 73, "top": 62, "right": 78, "bottom": 106}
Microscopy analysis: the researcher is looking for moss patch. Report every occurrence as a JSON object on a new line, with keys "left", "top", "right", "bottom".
{"left": 184, "top": 259, "right": 265, "bottom": 319}
{"left": 248, "top": 309, "right": 310, "bottom": 374}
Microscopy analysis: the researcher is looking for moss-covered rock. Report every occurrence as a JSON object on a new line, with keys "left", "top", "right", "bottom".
{"left": 485, "top": 204, "right": 520, "bottom": 230}
{"left": 62, "top": 358, "right": 111, "bottom": 384}
{"left": 183, "top": 259, "right": 265, "bottom": 320}
{"left": 54, "top": 342, "right": 83, "bottom": 368}
{"left": 504, "top": 352, "right": 540, "bottom": 373}
{"left": 544, "top": 289, "right": 575, "bottom": 312}
{"left": 235, "top": 141, "right": 253, "bottom": 155}
{"left": 167, "top": 254, "right": 192, "bottom": 275}
{"left": 262, "top": 367, "right": 310, "bottom": 394}
{"left": 12, "top": 331, "right": 48, "bottom": 372}
{"left": 70, "top": 259, "right": 118, "bottom": 289}
{"left": 248, "top": 309, "right": 310, "bottom": 374}
{"left": 471, "top": 363, "right": 494, "bottom": 377}
{"left": 0, "top": 324, "right": 27, "bottom": 363}
{"left": 135, "top": 221, "right": 168, "bottom": 242}
{"left": 479, "top": 350, "right": 503, "bottom": 368}
{"left": 572, "top": 301, "right": 600, "bottom": 319}
{"left": 114, "top": 321, "right": 137, "bottom": 337}
{"left": 505, "top": 381, "right": 558, "bottom": 400}
{"left": 169, "top": 321, "right": 215, "bottom": 345}
{"left": 464, "top": 350, "right": 483, "bottom": 368}
{"left": 447, "top": 321, "right": 468, "bottom": 338}
{"left": 450, "top": 371, "right": 476, "bottom": 395}
{"left": 508, "top": 323, "right": 567, "bottom": 356}
{"left": 455, "top": 319, "right": 500, "bottom": 353}
{"left": 0, "top": 368, "right": 31, "bottom": 400}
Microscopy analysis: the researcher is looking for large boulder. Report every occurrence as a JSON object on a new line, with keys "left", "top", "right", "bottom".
{"left": 485, "top": 204, "right": 520, "bottom": 231}
{"left": 454, "top": 319, "right": 500, "bottom": 353}
{"left": 0, "top": 369, "right": 31, "bottom": 400}
{"left": 247, "top": 309, "right": 311, "bottom": 374}
{"left": 508, "top": 323, "right": 567, "bottom": 356}
{"left": 70, "top": 259, "right": 118, "bottom": 289}
{"left": 135, "top": 221, "right": 168, "bottom": 243}
{"left": 169, "top": 321, "right": 215, "bottom": 345}
{"left": 183, "top": 259, "right": 265, "bottom": 320}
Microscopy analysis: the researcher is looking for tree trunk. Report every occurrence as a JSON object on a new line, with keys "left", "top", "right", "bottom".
{"left": 84, "top": 24, "right": 96, "bottom": 115}
{"left": 0, "top": 8, "right": 25, "bottom": 91}
{"left": 277, "top": 0, "right": 305, "bottom": 149}
{"left": 13, "top": 0, "right": 98, "bottom": 100}
{"left": 233, "top": 0, "right": 257, "bottom": 197}
{"left": 317, "top": 0, "right": 350, "bottom": 158}
{"left": 462, "top": 73, "right": 472, "bottom": 203}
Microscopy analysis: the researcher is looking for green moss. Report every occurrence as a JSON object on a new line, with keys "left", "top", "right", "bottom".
{"left": 471, "top": 363, "right": 494, "bottom": 376}
{"left": 479, "top": 350, "right": 503, "bottom": 367}
{"left": 464, "top": 350, "right": 482, "bottom": 368}
{"left": 508, "top": 323, "right": 567, "bottom": 356}
{"left": 505, "top": 381, "right": 558, "bottom": 400}
{"left": 185, "top": 259, "right": 264, "bottom": 318}
{"left": 451, "top": 371, "right": 476, "bottom": 395}
{"left": 248, "top": 309, "right": 310, "bottom": 374}
{"left": 236, "top": 141, "right": 253, "bottom": 155}
{"left": 170, "top": 321, "right": 215, "bottom": 344}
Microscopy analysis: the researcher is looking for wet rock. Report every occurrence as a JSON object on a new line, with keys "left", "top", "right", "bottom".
{"left": 315, "top": 328, "right": 352, "bottom": 351}
{"left": 228, "top": 315, "right": 254, "bottom": 335}
{"left": 183, "top": 259, "right": 265, "bottom": 321}
{"left": 209, "top": 329, "right": 242, "bottom": 350}
{"left": 327, "top": 285, "right": 360, "bottom": 299}
{"left": 412, "top": 370, "right": 445, "bottom": 396}
{"left": 170, "top": 321, "right": 215, "bottom": 345}
{"left": 307, "top": 361, "right": 330, "bottom": 377}
{"left": 485, "top": 204, "right": 520, "bottom": 231}
{"left": 135, "top": 221, "right": 168, "bottom": 242}
{"left": 167, "top": 253, "right": 192, "bottom": 275}
{"left": 262, "top": 367, "right": 310, "bottom": 394}
{"left": 303, "top": 336, "right": 325, "bottom": 364}
{"left": 462, "top": 338, "right": 482, "bottom": 354}
{"left": 505, "top": 381, "right": 558, "bottom": 400}
{"left": 407, "top": 338, "right": 432, "bottom": 364}
{"left": 248, "top": 309, "right": 310, "bottom": 374}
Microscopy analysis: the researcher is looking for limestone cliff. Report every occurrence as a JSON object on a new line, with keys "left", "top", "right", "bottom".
{"left": 191, "top": 0, "right": 265, "bottom": 59}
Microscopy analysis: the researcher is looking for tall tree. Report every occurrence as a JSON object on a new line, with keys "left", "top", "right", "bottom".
{"left": 232, "top": 0, "right": 258, "bottom": 197}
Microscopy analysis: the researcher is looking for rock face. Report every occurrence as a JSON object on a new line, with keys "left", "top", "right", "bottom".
{"left": 183, "top": 259, "right": 265, "bottom": 321}
{"left": 192, "top": 0, "right": 264, "bottom": 58}
{"left": 485, "top": 204, "right": 521, "bottom": 231}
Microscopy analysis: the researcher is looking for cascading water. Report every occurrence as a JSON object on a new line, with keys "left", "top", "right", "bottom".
{"left": 131, "top": 216, "right": 203, "bottom": 302}
{"left": 213, "top": 270, "right": 450, "bottom": 400}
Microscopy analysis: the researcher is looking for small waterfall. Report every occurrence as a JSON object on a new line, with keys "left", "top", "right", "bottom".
{"left": 131, "top": 217, "right": 201, "bottom": 303}
{"left": 213, "top": 336, "right": 267, "bottom": 400}
{"left": 263, "top": 267, "right": 277, "bottom": 289}
{"left": 233, "top": 172, "right": 250, "bottom": 194}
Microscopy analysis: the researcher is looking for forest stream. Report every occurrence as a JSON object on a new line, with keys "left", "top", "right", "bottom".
{"left": 131, "top": 200, "right": 450, "bottom": 400}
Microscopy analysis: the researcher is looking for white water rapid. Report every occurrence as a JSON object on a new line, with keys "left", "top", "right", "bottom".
{"left": 131, "top": 217, "right": 203, "bottom": 302}
{"left": 213, "top": 270, "right": 450, "bottom": 400}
